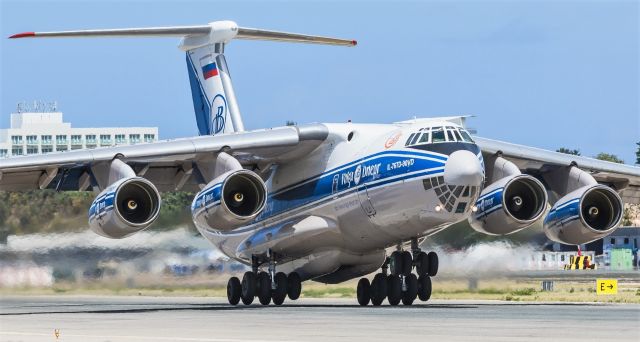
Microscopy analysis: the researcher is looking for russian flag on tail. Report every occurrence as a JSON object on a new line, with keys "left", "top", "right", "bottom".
{"left": 202, "top": 62, "right": 219, "bottom": 79}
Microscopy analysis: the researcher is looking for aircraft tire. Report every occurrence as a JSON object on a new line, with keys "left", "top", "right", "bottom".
{"left": 371, "top": 273, "right": 387, "bottom": 306}
{"left": 428, "top": 251, "right": 439, "bottom": 277}
{"left": 387, "top": 274, "right": 402, "bottom": 306}
{"left": 401, "top": 251, "right": 413, "bottom": 276}
{"left": 417, "top": 275, "right": 432, "bottom": 301}
{"left": 272, "top": 272, "right": 288, "bottom": 306}
{"left": 227, "top": 277, "right": 241, "bottom": 305}
{"left": 287, "top": 272, "right": 302, "bottom": 300}
{"left": 241, "top": 272, "right": 256, "bottom": 305}
{"left": 357, "top": 278, "right": 371, "bottom": 306}
{"left": 257, "top": 272, "right": 272, "bottom": 305}
{"left": 402, "top": 274, "right": 418, "bottom": 305}
{"left": 415, "top": 251, "right": 430, "bottom": 277}
{"left": 389, "top": 251, "right": 403, "bottom": 276}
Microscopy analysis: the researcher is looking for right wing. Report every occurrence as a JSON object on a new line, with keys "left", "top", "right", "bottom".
{"left": 0, "top": 124, "right": 328, "bottom": 192}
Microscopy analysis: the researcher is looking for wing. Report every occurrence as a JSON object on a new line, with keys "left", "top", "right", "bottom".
{"left": 475, "top": 137, "right": 640, "bottom": 204}
{"left": 0, "top": 124, "right": 328, "bottom": 192}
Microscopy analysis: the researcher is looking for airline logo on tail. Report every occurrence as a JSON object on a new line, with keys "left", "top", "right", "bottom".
{"left": 202, "top": 62, "right": 219, "bottom": 79}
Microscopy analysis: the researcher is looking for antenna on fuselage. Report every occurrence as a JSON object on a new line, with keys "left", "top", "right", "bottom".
{"left": 10, "top": 21, "right": 357, "bottom": 136}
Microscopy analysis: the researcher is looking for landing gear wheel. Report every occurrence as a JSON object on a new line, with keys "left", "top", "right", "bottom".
{"left": 287, "top": 272, "right": 302, "bottom": 300}
{"left": 357, "top": 278, "right": 371, "bottom": 306}
{"left": 418, "top": 275, "right": 432, "bottom": 301}
{"left": 415, "top": 251, "right": 430, "bottom": 277}
{"left": 240, "top": 271, "right": 256, "bottom": 305}
{"left": 257, "top": 271, "right": 272, "bottom": 305}
{"left": 402, "top": 274, "right": 418, "bottom": 305}
{"left": 227, "top": 277, "right": 241, "bottom": 305}
{"left": 387, "top": 275, "right": 402, "bottom": 306}
{"left": 400, "top": 251, "right": 413, "bottom": 276}
{"left": 272, "top": 272, "right": 288, "bottom": 306}
{"left": 370, "top": 273, "right": 387, "bottom": 306}
{"left": 428, "top": 251, "right": 439, "bottom": 277}
{"left": 389, "top": 251, "right": 403, "bottom": 276}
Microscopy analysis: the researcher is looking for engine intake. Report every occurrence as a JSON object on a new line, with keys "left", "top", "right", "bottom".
{"left": 89, "top": 177, "right": 161, "bottom": 239}
{"left": 544, "top": 185, "right": 622, "bottom": 245}
{"left": 192, "top": 169, "right": 267, "bottom": 232}
{"left": 469, "top": 174, "right": 547, "bottom": 235}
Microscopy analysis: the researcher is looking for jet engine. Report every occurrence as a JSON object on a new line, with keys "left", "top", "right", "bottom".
{"left": 543, "top": 184, "right": 622, "bottom": 245}
{"left": 192, "top": 169, "right": 267, "bottom": 232}
{"left": 89, "top": 177, "right": 161, "bottom": 239}
{"left": 469, "top": 174, "right": 548, "bottom": 235}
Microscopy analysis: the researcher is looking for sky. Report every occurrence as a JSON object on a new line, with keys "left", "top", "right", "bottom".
{"left": 1, "top": 0, "right": 638, "bottom": 163}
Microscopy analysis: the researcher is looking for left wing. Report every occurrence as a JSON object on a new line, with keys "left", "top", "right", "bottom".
{"left": 475, "top": 137, "right": 640, "bottom": 204}
{"left": 0, "top": 124, "right": 328, "bottom": 192}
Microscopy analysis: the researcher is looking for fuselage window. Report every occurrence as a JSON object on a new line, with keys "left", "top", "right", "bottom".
{"left": 459, "top": 129, "right": 475, "bottom": 143}
{"left": 432, "top": 127, "right": 445, "bottom": 143}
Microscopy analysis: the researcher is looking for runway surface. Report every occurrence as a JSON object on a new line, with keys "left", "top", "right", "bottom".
{"left": 1, "top": 296, "right": 639, "bottom": 342}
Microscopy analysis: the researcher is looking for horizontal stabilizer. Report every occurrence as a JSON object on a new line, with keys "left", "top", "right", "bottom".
{"left": 9, "top": 21, "right": 357, "bottom": 46}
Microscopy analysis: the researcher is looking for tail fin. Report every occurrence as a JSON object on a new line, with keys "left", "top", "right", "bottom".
{"left": 10, "top": 20, "right": 357, "bottom": 136}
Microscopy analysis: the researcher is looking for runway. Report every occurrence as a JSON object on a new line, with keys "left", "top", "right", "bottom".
{"left": 1, "top": 296, "right": 639, "bottom": 342}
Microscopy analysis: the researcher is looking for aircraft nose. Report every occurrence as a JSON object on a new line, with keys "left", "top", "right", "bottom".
{"left": 444, "top": 150, "right": 484, "bottom": 187}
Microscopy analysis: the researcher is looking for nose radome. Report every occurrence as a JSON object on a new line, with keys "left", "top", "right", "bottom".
{"left": 444, "top": 150, "right": 484, "bottom": 186}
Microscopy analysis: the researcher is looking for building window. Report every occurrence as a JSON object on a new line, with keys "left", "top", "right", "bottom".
{"left": 115, "top": 134, "right": 126, "bottom": 144}
{"left": 27, "top": 147, "right": 39, "bottom": 154}
{"left": 85, "top": 135, "right": 97, "bottom": 144}
{"left": 71, "top": 135, "right": 82, "bottom": 145}
{"left": 56, "top": 135, "right": 67, "bottom": 144}
{"left": 12, "top": 147, "right": 23, "bottom": 155}
{"left": 144, "top": 134, "right": 155, "bottom": 142}
{"left": 41, "top": 147, "right": 53, "bottom": 154}
{"left": 56, "top": 145, "right": 68, "bottom": 152}
{"left": 11, "top": 135, "right": 23, "bottom": 144}
{"left": 129, "top": 134, "right": 141, "bottom": 144}
{"left": 610, "top": 238, "right": 615, "bottom": 245}
{"left": 41, "top": 135, "right": 52, "bottom": 145}
{"left": 624, "top": 238, "right": 629, "bottom": 244}
{"left": 26, "top": 135, "right": 38, "bottom": 145}
{"left": 71, "top": 145, "right": 83, "bottom": 150}
{"left": 0, "top": 149, "right": 7, "bottom": 157}
{"left": 100, "top": 134, "right": 112, "bottom": 145}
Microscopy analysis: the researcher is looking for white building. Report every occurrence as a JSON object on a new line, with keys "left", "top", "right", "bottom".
{"left": 0, "top": 103, "right": 158, "bottom": 158}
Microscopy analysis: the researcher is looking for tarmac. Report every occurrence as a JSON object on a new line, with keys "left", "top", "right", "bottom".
{"left": 1, "top": 296, "right": 639, "bottom": 342}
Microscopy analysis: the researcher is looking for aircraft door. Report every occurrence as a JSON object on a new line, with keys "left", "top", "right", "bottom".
{"left": 357, "top": 184, "right": 376, "bottom": 217}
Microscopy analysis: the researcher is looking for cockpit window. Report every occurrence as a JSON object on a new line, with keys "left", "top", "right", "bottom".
{"left": 459, "top": 129, "right": 474, "bottom": 143}
{"left": 418, "top": 130, "right": 430, "bottom": 143}
{"left": 453, "top": 130, "right": 463, "bottom": 142}
{"left": 409, "top": 132, "right": 421, "bottom": 145}
{"left": 446, "top": 130, "right": 455, "bottom": 142}
{"left": 405, "top": 133, "right": 416, "bottom": 146}
{"left": 432, "top": 127, "right": 445, "bottom": 143}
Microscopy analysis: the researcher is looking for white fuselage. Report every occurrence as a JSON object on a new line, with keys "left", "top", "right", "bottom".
{"left": 196, "top": 120, "right": 484, "bottom": 283}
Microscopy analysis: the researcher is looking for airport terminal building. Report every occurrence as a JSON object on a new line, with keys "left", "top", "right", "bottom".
{"left": 0, "top": 102, "right": 158, "bottom": 158}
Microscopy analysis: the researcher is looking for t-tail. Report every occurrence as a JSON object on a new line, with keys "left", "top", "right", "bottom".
{"left": 10, "top": 21, "right": 357, "bottom": 136}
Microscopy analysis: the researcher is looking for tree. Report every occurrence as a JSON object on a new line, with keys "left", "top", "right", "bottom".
{"left": 556, "top": 148, "right": 581, "bottom": 156}
{"left": 636, "top": 142, "right": 639, "bottom": 165}
{"left": 595, "top": 153, "right": 624, "bottom": 164}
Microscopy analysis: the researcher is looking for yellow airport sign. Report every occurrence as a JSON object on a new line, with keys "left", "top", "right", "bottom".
{"left": 596, "top": 279, "right": 617, "bottom": 295}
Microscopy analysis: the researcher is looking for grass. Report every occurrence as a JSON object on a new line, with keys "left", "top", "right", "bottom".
{"left": 2, "top": 278, "right": 640, "bottom": 304}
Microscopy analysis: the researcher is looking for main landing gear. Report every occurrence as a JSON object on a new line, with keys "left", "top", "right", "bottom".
{"left": 357, "top": 238, "right": 438, "bottom": 306}
{"left": 226, "top": 252, "right": 302, "bottom": 306}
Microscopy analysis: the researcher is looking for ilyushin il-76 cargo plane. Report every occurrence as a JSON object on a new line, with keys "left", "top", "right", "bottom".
{"left": 4, "top": 21, "right": 640, "bottom": 306}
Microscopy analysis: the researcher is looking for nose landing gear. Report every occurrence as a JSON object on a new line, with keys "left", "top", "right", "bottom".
{"left": 357, "top": 238, "right": 438, "bottom": 306}
{"left": 226, "top": 252, "right": 302, "bottom": 306}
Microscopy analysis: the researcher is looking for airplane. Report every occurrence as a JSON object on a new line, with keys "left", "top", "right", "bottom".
{"left": 3, "top": 20, "right": 639, "bottom": 306}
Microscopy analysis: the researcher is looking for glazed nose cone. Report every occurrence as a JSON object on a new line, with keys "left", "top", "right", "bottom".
{"left": 444, "top": 150, "right": 484, "bottom": 186}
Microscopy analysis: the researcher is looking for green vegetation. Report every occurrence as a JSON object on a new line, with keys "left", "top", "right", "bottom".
{"left": 0, "top": 190, "right": 196, "bottom": 241}
{"left": 556, "top": 148, "right": 581, "bottom": 156}
{"left": 595, "top": 152, "right": 624, "bottom": 164}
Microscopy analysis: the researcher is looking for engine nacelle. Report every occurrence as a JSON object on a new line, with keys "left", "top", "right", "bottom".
{"left": 89, "top": 177, "right": 161, "bottom": 239}
{"left": 192, "top": 169, "right": 267, "bottom": 232}
{"left": 544, "top": 185, "right": 623, "bottom": 245}
{"left": 469, "top": 174, "right": 548, "bottom": 235}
